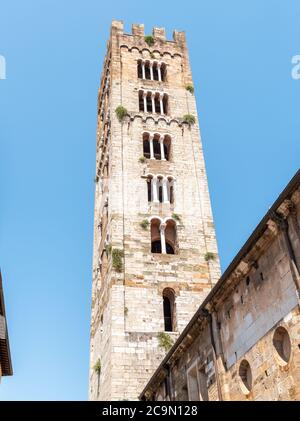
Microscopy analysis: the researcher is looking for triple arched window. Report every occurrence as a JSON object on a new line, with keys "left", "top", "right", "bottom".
{"left": 139, "top": 90, "right": 168, "bottom": 115}
{"left": 137, "top": 60, "right": 166, "bottom": 82}
{"left": 143, "top": 133, "right": 171, "bottom": 161}
{"left": 146, "top": 175, "right": 175, "bottom": 204}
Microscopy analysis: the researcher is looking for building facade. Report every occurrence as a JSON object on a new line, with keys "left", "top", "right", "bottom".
{"left": 140, "top": 171, "right": 300, "bottom": 401}
{"left": 0, "top": 271, "right": 12, "bottom": 382}
{"left": 89, "top": 21, "right": 220, "bottom": 401}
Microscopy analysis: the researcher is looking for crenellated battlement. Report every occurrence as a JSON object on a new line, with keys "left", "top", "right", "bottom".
{"left": 111, "top": 20, "right": 186, "bottom": 45}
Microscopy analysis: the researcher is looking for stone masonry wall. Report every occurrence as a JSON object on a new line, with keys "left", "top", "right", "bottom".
{"left": 89, "top": 20, "right": 221, "bottom": 401}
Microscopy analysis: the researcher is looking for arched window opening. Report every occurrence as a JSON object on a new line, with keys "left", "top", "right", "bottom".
{"left": 139, "top": 91, "right": 144, "bottom": 111}
{"left": 145, "top": 61, "right": 151, "bottom": 80}
{"left": 138, "top": 60, "right": 143, "bottom": 79}
{"left": 146, "top": 93, "right": 152, "bottom": 111}
{"left": 169, "top": 185, "right": 174, "bottom": 204}
{"left": 143, "top": 139, "right": 150, "bottom": 159}
{"left": 238, "top": 360, "right": 252, "bottom": 394}
{"left": 163, "top": 94, "right": 168, "bottom": 115}
{"left": 165, "top": 220, "right": 176, "bottom": 254}
{"left": 151, "top": 219, "right": 161, "bottom": 254}
{"left": 153, "top": 62, "right": 159, "bottom": 81}
{"left": 147, "top": 177, "right": 152, "bottom": 202}
{"left": 163, "top": 135, "right": 171, "bottom": 161}
{"left": 160, "top": 63, "right": 166, "bottom": 81}
{"left": 153, "top": 138, "right": 161, "bottom": 159}
{"left": 158, "top": 178, "right": 163, "bottom": 203}
{"left": 163, "top": 288, "right": 175, "bottom": 332}
{"left": 154, "top": 94, "right": 161, "bottom": 114}
{"left": 273, "top": 326, "right": 291, "bottom": 365}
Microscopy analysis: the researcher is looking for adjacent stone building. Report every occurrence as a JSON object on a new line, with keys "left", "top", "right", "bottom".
{"left": 0, "top": 271, "right": 13, "bottom": 382}
{"left": 140, "top": 170, "right": 300, "bottom": 401}
{"left": 89, "top": 21, "right": 220, "bottom": 401}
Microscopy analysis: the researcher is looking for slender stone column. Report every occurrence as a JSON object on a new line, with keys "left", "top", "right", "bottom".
{"left": 151, "top": 94, "right": 155, "bottom": 114}
{"left": 160, "top": 223, "right": 167, "bottom": 254}
{"left": 162, "top": 178, "right": 169, "bottom": 203}
{"left": 157, "top": 63, "right": 162, "bottom": 82}
{"left": 159, "top": 136, "right": 165, "bottom": 160}
{"left": 149, "top": 135, "right": 154, "bottom": 160}
{"left": 142, "top": 62, "right": 145, "bottom": 79}
{"left": 159, "top": 95, "right": 164, "bottom": 114}
{"left": 152, "top": 176, "right": 159, "bottom": 202}
{"left": 143, "top": 92, "right": 147, "bottom": 113}
{"left": 150, "top": 62, "right": 154, "bottom": 81}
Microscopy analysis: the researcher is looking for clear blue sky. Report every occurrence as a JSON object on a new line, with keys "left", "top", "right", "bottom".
{"left": 0, "top": 0, "right": 299, "bottom": 400}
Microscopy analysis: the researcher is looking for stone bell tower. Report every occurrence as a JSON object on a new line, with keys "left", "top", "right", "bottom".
{"left": 89, "top": 20, "right": 221, "bottom": 401}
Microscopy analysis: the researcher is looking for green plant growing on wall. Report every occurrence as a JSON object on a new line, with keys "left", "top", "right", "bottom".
{"left": 157, "top": 332, "right": 174, "bottom": 352}
{"left": 139, "top": 156, "right": 146, "bottom": 163}
{"left": 144, "top": 35, "right": 155, "bottom": 46}
{"left": 112, "top": 248, "right": 124, "bottom": 272}
{"left": 205, "top": 252, "right": 215, "bottom": 262}
{"left": 172, "top": 213, "right": 181, "bottom": 222}
{"left": 115, "top": 105, "right": 128, "bottom": 122}
{"left": 182, "top": 114, "right": 196, "bottom": 125}
{"left": 124, "top": 307, "right": 128, "bottom": 316}
{"left": 140, "top": 219, "right": 150, "bottom": 230}
{"left": 185, "top": 85, "right": 194, "bottom": 94}
{"left": 94, "top": 359, "right": 101, "bottom": 376}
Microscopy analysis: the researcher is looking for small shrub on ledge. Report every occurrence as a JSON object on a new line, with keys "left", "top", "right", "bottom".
{"left": 112, "top": 248, "right": 124, "bottom": 272}
{"left": 183, "top": 114, "right": 196, "bottom": 125}
{"left": 205, "top": 252, "right": 215, "bottom": 262}
{"left": 172, "top": 213, "right": 181, "bottom": 222}
{"left": 186, "top": 85, "right": 194, "bottom": 94}
{"left": 115, "top": 105, "right": 127, "bottom": 122}
{"left": 140, "top": 219, "right": 150, "bottom": 230}
{"left": 157, "top": 332, "right": 174, "bottom": 351}
{"left": 144, "top": 35, "right": 154, "bottom": 47}
{"left": 94, "top": 359, "right": 101, "bottom": 375}
{"left": 139, "top": 156, "right": 146, "bottom": 163}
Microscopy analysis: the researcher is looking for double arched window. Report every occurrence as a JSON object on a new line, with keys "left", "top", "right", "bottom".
{"left": 146, "top": 174, "right": 175, "bottom": 204}
{"left": 150, "top": 217, "right": 177, "bottom": 254}
{"left": 143, "top": 132, "right": 171, "bottom": 161}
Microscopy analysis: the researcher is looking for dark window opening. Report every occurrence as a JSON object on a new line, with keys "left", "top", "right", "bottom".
{"left": 139, "top": 93, "right": 144, "bottom": 111}
{"left": 155, "top": 97, "right": 160, "bottom": 113}
{"left": 163, "top": 296, "right": 172, "bottom": 331}
{"left": 151, "top": 240, "right": 161, "bottom": 254}
{"left": 137, "top": 62, "right": 142, "bottom": 78}
{"left": 153, "top": 140, "right": 161, "bottom": 159}
{"left": 169, "top": 185, "right": 174, "bottom": 204}
{"left": 153, "top": 64, "right": 159, "bottom": 81}
{"left": 163, "top": 95, "right": 168, "bottom": 115}
{"left": 146, "top": 94, "right": 152, "bottom": 112}
{"left": 166, "top": 242, "right": 174, "bottom": 255}
{"left": 158, "top": 185, "right": 163, "bottom": 203}
{"left": 147, "top": 180, "right": 152, "bottom": 202}
{"left": 145, "top": 65, "right": 151, "bottom": 80}
{"left": 143, "top": 140, "right": 150, "bottom": 158}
